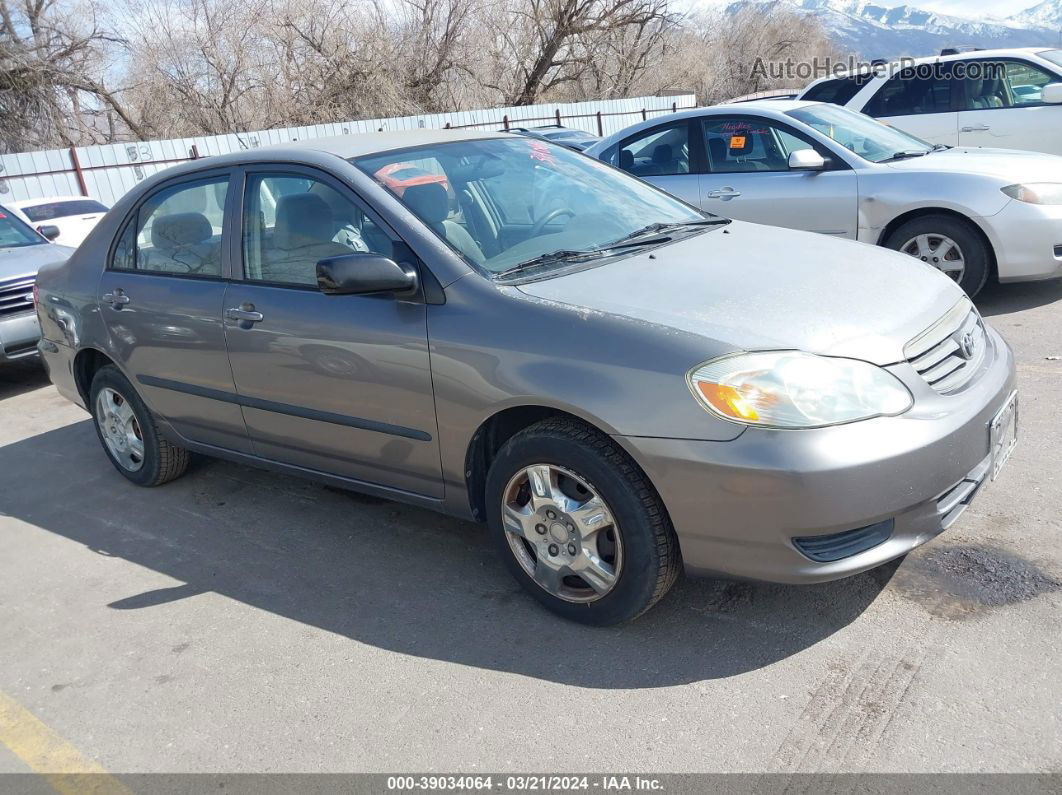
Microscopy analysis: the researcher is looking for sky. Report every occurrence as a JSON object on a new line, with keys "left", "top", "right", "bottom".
{"left": 694, "top": 0, "right": 1046, "bottom": 19}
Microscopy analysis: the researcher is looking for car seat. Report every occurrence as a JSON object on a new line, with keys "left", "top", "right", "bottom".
{"left": 144, "top": 212, "right": 219, "bottom": 274}
{"left": 262, "top": 194, "right": 352, "bottom": 284}
{"left": 401, "top": 183, "right": 484, "bottom": 264}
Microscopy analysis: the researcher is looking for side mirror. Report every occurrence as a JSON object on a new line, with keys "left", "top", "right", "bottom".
{"left": 316, "top": 253, "right": 417, "bottom": 296}
{"left": 1042, "top": 83, "right": 1062, "bottom": 104}
{"left": 38, "top": 225, "right": 61, "bottom": 241}
{"left": 788, "top": 150, "right": 826, "bottom": 171}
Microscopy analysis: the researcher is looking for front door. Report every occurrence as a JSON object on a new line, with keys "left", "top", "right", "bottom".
{"left": 222, "top": 167, "right": 442, "bottom": 497}
{"left": 698, "top": 116, "right": 858, "bottom": 238}
{"left": 956, "top": 59, "right": 1062, "bottom": 156}
{"left": 97, "top": 171, "right": 252, "bottom": 454}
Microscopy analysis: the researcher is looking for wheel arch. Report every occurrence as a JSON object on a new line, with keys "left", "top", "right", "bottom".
{"left": 73, "top": 347, "right": 118, "bottom": 406}
{"left": 463, "top": 404, "right": 629, "bottom": 523}
{"left": 877, "top": 207, "right": 998, "bottom": 279}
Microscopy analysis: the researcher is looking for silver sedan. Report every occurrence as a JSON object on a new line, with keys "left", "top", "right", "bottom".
{"left": 587, "top": 100, "right": 1062, "bottom": 296}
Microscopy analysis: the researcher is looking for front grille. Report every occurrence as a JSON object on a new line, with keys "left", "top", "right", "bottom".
{"left": 793, "top": 520, "right": 894, "bottom": 562}
{"left": 936, "top": 455, "right": 991, "bottom": 529}
{"left": 904, "top": 299, "right": 986, "bottom": 394}
{"left": 0, "top": 276, "right": 35, "bottom": 318}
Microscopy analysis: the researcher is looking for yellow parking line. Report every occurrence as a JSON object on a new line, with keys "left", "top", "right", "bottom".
{"left": 0, "top": 690, "right": 132, "bottom": 795}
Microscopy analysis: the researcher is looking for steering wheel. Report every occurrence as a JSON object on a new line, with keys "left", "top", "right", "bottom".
{"left": 529, "top": 208, "right": 575, "bottom": 238}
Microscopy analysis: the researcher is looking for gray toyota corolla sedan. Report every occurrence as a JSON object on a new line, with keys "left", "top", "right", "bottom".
{"left": 34, "top": 129, "right": 1018, "bottom": 624}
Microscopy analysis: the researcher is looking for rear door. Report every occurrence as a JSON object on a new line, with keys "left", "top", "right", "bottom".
{"left": 222, "top": 165, "right": 442, "bottom": 497}
{"left": 97, "top": 170, "right": 252, "bottom": 453}
{"left": 698, "top": 115, "right": 858, "bottom": 238}
{"left": 861, "top": 64, "right": 959, "bottom": 147}
{"left": 956, "top": 58, "right": 1062, "bottom": 155}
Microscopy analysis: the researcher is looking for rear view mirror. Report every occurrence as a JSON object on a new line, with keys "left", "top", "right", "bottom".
{"left": 788, "top": 150, "right": 826, "bottom": 171}
{"left": 38, "top": 225, "right": 61, "bottom": 241}
{"left": 1042, "top": 83, "right": 1062, "bottom": 104}
{"left": 317, "top": 253, "right": 417, "bottom": 296}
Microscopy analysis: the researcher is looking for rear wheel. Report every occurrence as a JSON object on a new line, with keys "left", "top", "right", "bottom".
{"left": 89, "top": 365, "right": 190, "bottom": 486}
{"left": 485, "top": 417, "right": 680, "bottom": 625}
{"left": 885, "top": 214, "right": 990, "bottom": 297}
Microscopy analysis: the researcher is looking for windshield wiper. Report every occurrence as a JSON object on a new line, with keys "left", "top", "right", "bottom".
{"left": 606, "top": 218, "right": 728, "bottom": 246}
{"left": 881, "top": 150, "right": 930, "bottom": 162}
{"left": 493, "top": 249, "right": 607, "bottom": 279}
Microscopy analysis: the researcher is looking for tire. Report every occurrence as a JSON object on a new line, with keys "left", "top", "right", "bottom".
{"left": 89, "top": 365, "right": 190, "bottom": 487}
{"left": 485, "top": 417, "right": 681, "bottom": 625}
{"left": 884, "top": 214, "right": 991, "bottom": 297}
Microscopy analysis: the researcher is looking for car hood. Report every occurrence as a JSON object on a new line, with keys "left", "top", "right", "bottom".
{"left": 885, "top": 147, "right": 1062, "bottom": 182}
{"left": 0, "top": 243, "right": 75, "bottom": 281}
{"left": 516, "top": 221, "right": 966, "bottom": 366}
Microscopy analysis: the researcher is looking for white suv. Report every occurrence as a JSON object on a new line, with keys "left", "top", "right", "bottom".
{"left": 798, "top": 48, "right": 1062, "bottom": 156}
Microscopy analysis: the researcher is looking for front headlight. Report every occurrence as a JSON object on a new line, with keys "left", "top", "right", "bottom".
{"left": 687, "top": 351, "right": 913, "bottom": 429}
{"left": 1001, "top": 183, "right": 1062, "bottom": 205}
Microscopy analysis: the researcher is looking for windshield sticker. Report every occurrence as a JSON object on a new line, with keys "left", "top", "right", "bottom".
{"left": 527, "top": 140, "right": 557, "bottom": 166}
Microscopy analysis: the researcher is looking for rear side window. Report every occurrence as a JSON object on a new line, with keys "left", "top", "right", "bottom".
{"left": 802, "top": 74, "right": 873, "bottom": 106}
{"left": 613, "top": 122, "right": 690, "bottom": 177}
{"left": 20, "top": 200, "right": 108, "bottom": 222}
{"left": 865, "top": 66, "right": 954, "bottom": 117}
{"left": 111, "top": 177, "right": 229, "bottom": 277}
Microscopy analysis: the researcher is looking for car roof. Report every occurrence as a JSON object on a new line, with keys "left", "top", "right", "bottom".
{"left": 281, "top": 128, "right": 509, "bottom": 158}
{"left": 6, "top": 195, "right": 101, "bottom": 207}
{"left": 802, "top": 47, "right": 1053, "bottom": 88}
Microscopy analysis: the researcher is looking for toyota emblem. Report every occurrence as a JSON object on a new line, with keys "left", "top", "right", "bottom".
{"left": 958, "top": 331, "right": 976, "bottom": 359}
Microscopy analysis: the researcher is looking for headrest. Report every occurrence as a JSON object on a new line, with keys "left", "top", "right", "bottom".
{"left": 652, "top": 144, "right": 672, "bottom": 164}
{"left": 619, "top": 150, "right": 634, "bottom": 170}
{"left": 151, "top": 212, "right": 212, "bottom": 250}
{"left": 708, "top": 137, "right": 727, "bottom": 164}
{"left": 402, "top": 183, "right": 449, "bottom": 225}
{"left": 274, "top": 194, "right": 335, "bottom": 250}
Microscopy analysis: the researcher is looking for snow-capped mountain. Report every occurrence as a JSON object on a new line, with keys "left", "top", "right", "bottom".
{"left": 724, "top": 0, "right": 1062, "bottom": 59}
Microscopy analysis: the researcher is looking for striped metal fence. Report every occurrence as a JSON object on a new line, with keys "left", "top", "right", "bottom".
{"left": 0, "top": 95, "right": 696, "bottom": 207}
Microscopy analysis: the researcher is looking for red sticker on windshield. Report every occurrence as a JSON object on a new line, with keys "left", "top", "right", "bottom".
{"left": 527, "top": 140, "right": 556, "bottom": 165}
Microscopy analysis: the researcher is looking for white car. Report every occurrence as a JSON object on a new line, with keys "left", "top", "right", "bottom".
{"left": 5, "top": 195, "right": 109, "bottom": 248}
{"left": 797, "top": 48, "right": 1062, "bottom": 156}
{"left": 586, "top": 100, "right": 1062, "bottom": 296}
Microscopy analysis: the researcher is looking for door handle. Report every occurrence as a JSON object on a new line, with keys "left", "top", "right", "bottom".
{"left": 102, "top": 289, "right": 130, "bottom": 308}
{"left": 960, "top": 124, "right": 990, "bottom": 132}
{"left": 705, "top": 187, "right": 741, "bottom": 200}
{"left": 225, "top": 303, "right": 264, "bottom": 328}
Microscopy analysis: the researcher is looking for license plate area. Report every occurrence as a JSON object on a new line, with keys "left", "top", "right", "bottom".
{"left": 989, "top": 390, "right": 1018, "bottom": 480}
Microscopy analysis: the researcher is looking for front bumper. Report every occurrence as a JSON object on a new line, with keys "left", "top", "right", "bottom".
{"left": 985, "top": 200, "right": 1062, "bottom": 283}
{"left": 0, "top": 311, "right": 41, "bottom": 362}
{"left": 618, "top": 325, "right": 1017, "bottom": 584}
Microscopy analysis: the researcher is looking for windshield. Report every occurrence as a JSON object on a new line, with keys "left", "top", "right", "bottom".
{"left": 20, "top": 199, "right": 108, "bottom": 222}
{"left": 353, "top": 138, "right": 710, "bottom": 276}
{"left": 1040, "top": 49, "right": 1062, "bottom": 70}
{"left": 787, "top": 104, "right": 934, "bottom": 163}
{"left": 0, "top": 207, "right": 46, "bottom": 248}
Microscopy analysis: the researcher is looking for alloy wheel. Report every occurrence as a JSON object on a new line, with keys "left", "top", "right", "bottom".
{"left": 900, "top": 233, "right": 966, "bottom": 283}
{"left": 501, "top": 463, "right": 622, "bottom": 603}
{"left": 95, "top": 387, "right": 146, "bottom": 472}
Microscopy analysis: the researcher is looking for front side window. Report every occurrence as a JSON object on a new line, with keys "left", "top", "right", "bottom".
{"left": 354, "top": 138, "right": 709, "bottom": 276}
{"left": 958, "top": 60, "right": 1060, "bottom": 109}
{"left": 242, "top": 173, "right": 392, "bottom": 287}
{"left": 610, "top": 122, "right": 690, "bottom": 177}
{"left": 20, "top": 199, "right": 108, "bottom": 222}
{"left": 0, "top": 207, "right": 47, "bottom": 248}
{"left": 703, "top": 118, "right": 817, "bottom": 173}
{"left": 864, "top": 66, "right": 954, "bottom": 117}
{"left": 788, "top": 104, "right": 933, "bottom": 163}
{"left": 114, "top": 177, "right": 228, "bottom": 276}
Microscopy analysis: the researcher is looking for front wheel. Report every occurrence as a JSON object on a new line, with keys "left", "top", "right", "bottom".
{"left": 884, "top": 214, "right": 990, "bottom": 297}
{"left": 485, "top": 418, "right": 681, "bottom": 625}
{"left": 89, "top": 365, "right": 190, "bottom": 487}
